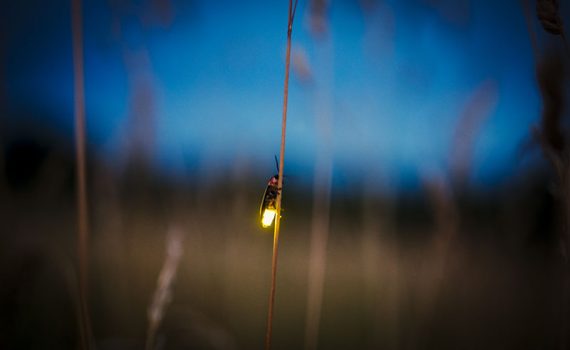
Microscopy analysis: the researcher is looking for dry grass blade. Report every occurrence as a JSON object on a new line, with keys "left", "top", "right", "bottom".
{"left": 145, "top": 227, "right": 185, "bottom": 350}
{"left": 71, "top": 0, "right": 92, "bottom": 348}
{"left": 450, "top": 80, "right": 498, "bottom": 184}
{"left": 304, "top": 4, "right": 333, "bottom": 348}
{"left": 305, "top": 158, "right": 332, "bottom": 350}
{"left": 418, "top": 171, "right": 457, "bottom": 342}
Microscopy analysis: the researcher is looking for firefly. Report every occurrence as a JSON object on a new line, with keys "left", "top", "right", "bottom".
{"left": 260, "top": 157, "right": 281, "bottom": 228}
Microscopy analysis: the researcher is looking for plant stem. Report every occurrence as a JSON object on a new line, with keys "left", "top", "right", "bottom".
{"left": 71, "top": 0, "right": 91, "bottom": 348}
{"left": 305, "top": 28, "right": 333, "bottom": 350}
{"left": 265, "top": 1, "right": 297, "bottom": 349}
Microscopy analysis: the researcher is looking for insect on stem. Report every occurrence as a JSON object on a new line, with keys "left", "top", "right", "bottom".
{"left": 264, "top": 1, "right": 298, "bottom": 349}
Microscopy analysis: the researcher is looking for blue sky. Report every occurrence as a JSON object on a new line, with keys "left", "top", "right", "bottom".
{"left": 2, "top": 0, "right": 548, "bottom": 190}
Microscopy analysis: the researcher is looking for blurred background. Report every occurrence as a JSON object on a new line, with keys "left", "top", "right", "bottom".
{"left": 1, "top": 0, "right": 570, "bottom": 349}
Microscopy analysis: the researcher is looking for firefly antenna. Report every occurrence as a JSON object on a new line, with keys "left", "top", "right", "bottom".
{"left": 274, "top": 155, "right": 280, "bottom": 174}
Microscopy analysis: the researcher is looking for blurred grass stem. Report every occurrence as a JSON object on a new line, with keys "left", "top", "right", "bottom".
{"left": 71, "top": 0, "right": 92, "bottom": 348}
{"left": 304, "top": 18, "right": 333, "bottom": 350}
{"left": 145, "top": 227, "right": 184, "bottom": 350}
{"left": 265, "top": 1, "right": 298, "bottom": 349}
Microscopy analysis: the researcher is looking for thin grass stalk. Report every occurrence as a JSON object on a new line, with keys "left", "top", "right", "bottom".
{"left": 304, "top": 15, "right": 333, "bottom": 350}
{"left": 71, "top": 0, "right": 91, "bottom": 348}
{"left": 53, "top": 252, "right": 92, "bottom": 350}
{"left": 145, "top": 227, "right": 184, "bottom": 350}
{"left": 265, "top": 1, "right": 298, "bottom": 349}
{"left": 360, "top": 177, "right": 399, "bottom": 349}
{"left": 304, "top": 156, "right": 332, "bottom": 350}
{"left": 450, "top": 80, "right": 498, "bottom": 186}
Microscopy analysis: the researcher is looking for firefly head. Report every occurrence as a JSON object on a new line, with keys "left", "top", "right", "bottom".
{"left": 268, "top": 175, "right": 279, "bottom": 186}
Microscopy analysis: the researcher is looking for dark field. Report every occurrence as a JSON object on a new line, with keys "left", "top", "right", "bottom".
{"left": 1, "top": 144, "right": 567, "bottom": 349}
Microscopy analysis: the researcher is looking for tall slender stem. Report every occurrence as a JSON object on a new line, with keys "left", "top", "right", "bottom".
{"left": 265, "top": 1, "right": 297, "bottom": 349}
{"left": 305, "top": 22, "right": 334, "bottom": 350}
{"left": 71, "top": 0, "right": 91, "bottom": 348}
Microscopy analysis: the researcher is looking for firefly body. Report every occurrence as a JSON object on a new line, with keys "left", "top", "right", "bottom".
{"left": 260, "top": 175, "right": 280, "bottom": 228}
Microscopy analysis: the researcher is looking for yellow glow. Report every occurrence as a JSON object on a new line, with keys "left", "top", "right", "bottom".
{"left": 261, "top": 208, "right": 277, "bottom": 228}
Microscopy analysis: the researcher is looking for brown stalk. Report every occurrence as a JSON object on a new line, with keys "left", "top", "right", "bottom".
{"left": 145, "top": 227, "right": 184, "bottom": 350}
{"left": 415, "top": 80, "right": 496, "bottom": 342}
{"left": 450, "top": 80, "right": 498, "bottom": 185}
{"left": 305, "top": 152, "right": 332, "bottom": 350}
{"left": 265, "top": 1, "right": 298, "bottom": 349}
{"left": 71, "top": 0, "right": 92, "bottom": 349}
{"left": 418, "top": 171, "right": 457, "bottom": 339}
{"left": 304, "top": 1, "right": 333, "bottom": 348}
